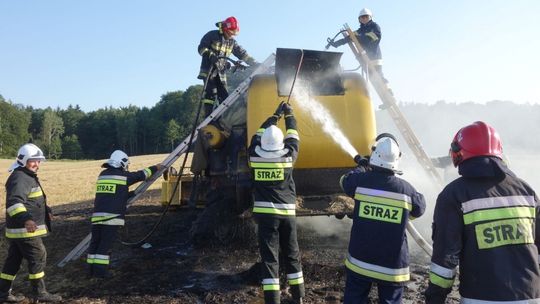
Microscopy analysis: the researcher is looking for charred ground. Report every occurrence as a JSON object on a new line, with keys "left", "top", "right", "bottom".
{"left": 0, "top": 191, "right": 460, "bottom": 303}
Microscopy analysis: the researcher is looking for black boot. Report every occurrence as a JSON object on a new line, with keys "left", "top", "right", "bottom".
{"left": 0, "top": 279, "right": 25, "bottom": 303}
{"left": 31, "top": 279, "right": 61, "bottom": 303}
{"left": 0, "top": 289, "right": 25, "bottom": 303}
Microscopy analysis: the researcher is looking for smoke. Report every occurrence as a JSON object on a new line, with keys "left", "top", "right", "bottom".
{"left": 293, "top": 85, "right": 358, "bottom": 159}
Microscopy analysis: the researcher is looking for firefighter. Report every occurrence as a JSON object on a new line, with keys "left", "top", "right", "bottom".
{"left": 0, "top": 143, "right": 62, "bottom": 303}
{"left": 87, "top": 150, "right": 162, "bottom": 278}
{"left": 198, "top": 16, "right": 256, "bottom": 118}
{"left": 248, "top": 102, "right": 304, "bottom": 304}
{"left": 425, "top": 121, "right": 540, "bottom": 303}
{"left": 339, "top": 134, "right": 426, "bottom": 304}
{"left": 327, "top": 8, "right": 387, "bottom": 82}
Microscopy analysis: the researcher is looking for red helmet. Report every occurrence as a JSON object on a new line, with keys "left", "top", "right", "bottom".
{"left": 450, "top": 121, "right": 503, "bottom": 166}
{"left": 222, "top": 16, "right": 239, "bottom": 37}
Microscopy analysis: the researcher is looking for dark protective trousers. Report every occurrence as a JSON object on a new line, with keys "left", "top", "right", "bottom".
{"left": 0, "top": 237, "right": 47, "bottom": 291}
{"left": 87, "top": 225, "right": 119, "bottom": 277}
{"left": 257, "top": 215, "right": 305, "bottom": 304}
{"left": 343, "top": 270, "right": 403, "bottom": 304}
{"left": 202, "top": 75, "right": 229, "bottom": 118}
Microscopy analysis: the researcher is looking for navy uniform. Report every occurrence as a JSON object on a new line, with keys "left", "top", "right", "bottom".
{"left": 340, "top": 135, "right": 426, "bottom": 304}
{"left": 248, "top": 104, "right": 305, "bottom": 304}
{"left": 425, "top": 121, "right": 540, "bottom": 303}
{"left": 1, "top": 143, "right": 61, "bottom": 302}
{"left": 87, "top": 161, "right": 159, "bottom": 278}
{"left": 198, "top": 16, "right": 254, "bottom": 117}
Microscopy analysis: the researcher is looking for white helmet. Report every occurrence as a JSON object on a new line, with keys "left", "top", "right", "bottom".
{"left": 104, "top": 150, "right": 130, "bottom": 170}
{"left": 369, "top": 134, "right": 402, "bottom": 173}
{"left": 359, "top": 8, "right": 373, "bottom": 18}
{"left": 9, "top": 143, "right": 46, "bottom": 172}
{"left": 255, "top": 125, "right": 289, "bottom": 158}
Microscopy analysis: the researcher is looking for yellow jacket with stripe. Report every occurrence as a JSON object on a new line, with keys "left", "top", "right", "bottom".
{"left": 4, "top": 167, "right": 50, "bottom": 239}
{"left": 91, "top": 165, "right": 158, "bottom": 226}
{"left": 426, "top": 157, "right": 540, "bottom": 303}
{"left": 248, "top": 113, "right": 299, "bottom": 217}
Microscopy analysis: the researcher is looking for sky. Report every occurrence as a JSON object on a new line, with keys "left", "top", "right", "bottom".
{"left": 1, "top": 0, "right": 539, "bottom": 112}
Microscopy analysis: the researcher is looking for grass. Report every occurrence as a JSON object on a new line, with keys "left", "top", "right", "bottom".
{"left": 0, "top": 153, "right": 190, "bottom": 207}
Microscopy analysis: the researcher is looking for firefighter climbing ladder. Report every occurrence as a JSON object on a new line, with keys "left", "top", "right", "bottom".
{"left": 342, "top": 24, "right": 443, "bottom": 186}
{"left": 57, "top": 54, "right": 277, "bottom": 267}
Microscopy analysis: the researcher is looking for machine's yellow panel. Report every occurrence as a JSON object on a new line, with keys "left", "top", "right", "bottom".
{"left": 247, "top": 73, "right": 376, "bottom": 169}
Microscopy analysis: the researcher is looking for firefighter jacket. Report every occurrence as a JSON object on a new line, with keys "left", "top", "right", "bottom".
{"left": 340, "top": 166, "right": 426, "bottom": 285}
{"left": 426, "top": 157, "right": 540, "bottom": 303}
{"left": 4, "top": 167, "right": 51, "bottom": 239}
{"left": 197, "top": 24, "right": 253, "bottom": 84}
{"left": 335, "top": 20, "right": 382, "bottom": 64}
{"left": 91, "top": 165, "right": 158, "bottom": 226}
{"left": 248, "top": 113, "right": 300, "bottom": 216}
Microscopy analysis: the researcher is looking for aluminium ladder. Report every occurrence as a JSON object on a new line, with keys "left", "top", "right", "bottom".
{"left": 342, "top": 24, "right": 443, "bottom": 186}
{"left": 57, "top": 54, "right": 276, "bottom": 267}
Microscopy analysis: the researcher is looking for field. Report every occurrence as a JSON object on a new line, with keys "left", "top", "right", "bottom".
{"left": 0, "top": 155, "right": 467, "bottom": 303}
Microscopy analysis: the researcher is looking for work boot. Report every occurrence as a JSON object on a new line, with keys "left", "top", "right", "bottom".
{"left": 31, "top": 279, "right": 62, "bottom": 303}
{"left": 0, "top": 289, "right": 25, "bottom": 303}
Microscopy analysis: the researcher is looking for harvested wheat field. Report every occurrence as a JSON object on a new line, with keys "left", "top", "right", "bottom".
{"left": 0, "top": 155, "right": 459, "bottom": 304}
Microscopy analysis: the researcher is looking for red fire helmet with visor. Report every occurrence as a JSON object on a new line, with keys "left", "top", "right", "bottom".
{"left": 450, "top": 121, "right": 503, "bottom": 167}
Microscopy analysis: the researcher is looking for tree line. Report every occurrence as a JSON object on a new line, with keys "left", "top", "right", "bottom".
{"left": 0, "top": 86, "right": 201, "bottom": 160}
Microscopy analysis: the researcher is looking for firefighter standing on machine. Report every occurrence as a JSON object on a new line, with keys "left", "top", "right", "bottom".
{"left": 425, "top": 121, "right": 540, "bottom": 303}
{"left": 0, "top": 143, "right": 61, "bottom": 303}
{"left": 248, "top": 102, "right": 305, "bottom": 304}
{"left": 339, "top": 134, "right": 426, "bottom": 304}
{"left": 197, "top": 16, "right": 256, "bottom": 118}
{"left": 87, "top": 150, "right": 162, "bottom": 278}
{"left": 327, "top": 8, "right": 386, "bottom": 81}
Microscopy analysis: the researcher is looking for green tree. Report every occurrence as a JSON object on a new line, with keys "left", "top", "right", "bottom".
{"left": 40, "top": 108, "right": 65, "bottom": 159}
{"left": 0, "top": 98, "right": 31, "bottom": 156}
{"left": 165, "top": 119, "right": 181, "bottom": 151}
{"left": 61, "top": 134, "right": 83, "bottom": 159}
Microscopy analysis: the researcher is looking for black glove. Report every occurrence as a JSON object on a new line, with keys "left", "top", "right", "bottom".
{"left": 274, "top": 101, "right": 286, "bottom": 117}
{"left": 354, "top": 155, "right": 370, "bottom": 167}
{"left": 282, "top": 103, "right": 293, "bottom": 115}
{"left": 224, "top": 61, "right": 232, "bottom": 70}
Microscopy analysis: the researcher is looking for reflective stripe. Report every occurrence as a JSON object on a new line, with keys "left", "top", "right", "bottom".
{"left": 345, "top": 254, "right": 409, "bottom": 282}
{"left": 354, "top": 193, "right": 412, "bottom": 211}
{"left": 256, "top": 128, "right": 265, "bottom": 135}
{"left": 461, "top": 298, "right": 540, "bottom": 304}
{"left": 286, "top": 272, "right": 303, "bottom": 279}
{"left": 371, "top": 59, "right": 383, "bottom": 66}
{"left": 250, "top": 156, "right": 293, "bottom": 163}
{"left": 463, "top": 206, "right": 535, "bottom": 225}
{"left": 254, "top": 201, "right": 296, "bottom": 210}
{"left": 28, "top": 188, "right": 43, "bottom": 198}
{"left": 249, "top": 162, "right": 293, "bottom": 169}
{"left": 6, "top": 225, "right": 47, "bottom": 239}
{"left": 429, "top": 272, "right": 454, "bottom": 289}
{"left": 87, "top": 254, "right": 95, "bottom": 264}
{"left": 98, "top": 175, "right": 127, "bottom": 181}
{"left": 262, "top": 278, "right": 280, "bottom": 291}
{"left": 462, "top": 196, "right": 536, "bottom": 214}
{"left": 7, "top": 203, "right": 27, "bottom": 217}
{"left": 356, "top": 187, "right": 412, "bottom": 204}
{"left": 287, "top": 271, "right": 304, "bottom": 285}
{"left": 430, "top": 262, "right": 456, "bottom": 278}
{"left": 93, "top": 254, "right": 110, "bottom": 265}
{"left": 92, "top": 218, "right": 125, "bottom": 225}
{"left": 0, "top": 273, "right": 15, "bottom": 281}
{"left": 253, "top": 207, "right": 296, "bottom": 216}
{"left": 143, "top": 168, "right": 152, "bottom": 179}
{"left": 285, "top": 129, "right": 299, "bottom": 141}
{"left": 29, "top": 271, "right": 44, "bottom": 279}
{"left": 97, "top": 179, "right": 126, "bottom": 186}
{"left": 202, "top": 99, "right": 215, "bottom": 105}
{"left": 91, "top": 213, "right": 124, "bottom": 225}
{"left": 365, "top": 32, "right": 379, "bottom": 41}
